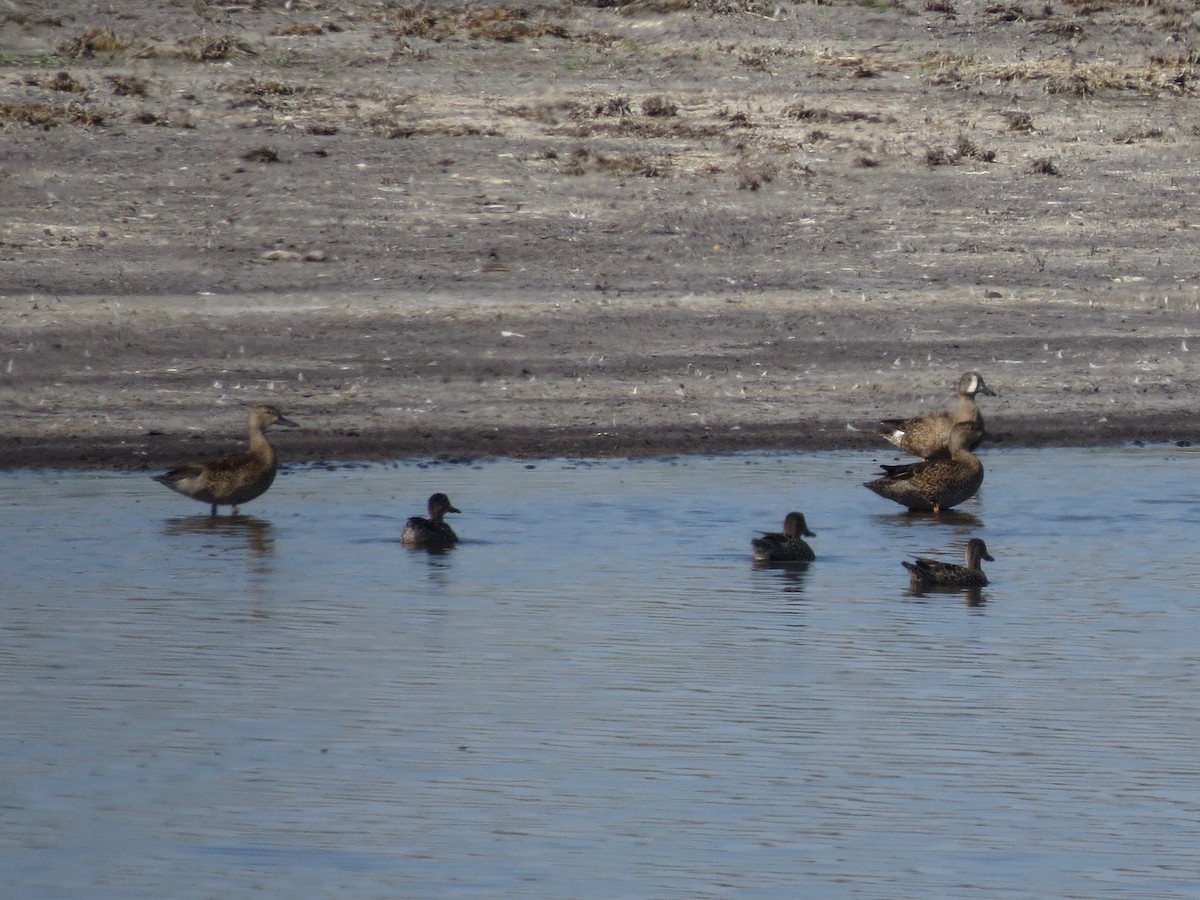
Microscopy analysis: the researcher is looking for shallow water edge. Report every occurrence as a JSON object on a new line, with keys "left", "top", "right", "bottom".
{"left": 3, "top": 411, "right": 1199, "bottom": 470}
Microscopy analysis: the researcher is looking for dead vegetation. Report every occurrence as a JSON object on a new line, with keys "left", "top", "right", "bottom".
{"left": 783, "top": 104, "right": 890, "bottom": 125}
{"left": 385, "top": 6, "right": 572, "bottom": 42}
{"left": 56, "top": 27, "right": 128, "bottom": 59}
{"left": 1028, "top": 156, "right": 1061, "bottom": 176}
{"left": 927, "top": 133, "right": 997, "bottom": 166}
{"left": 30, "top": 71, "right": 87, "bottom": 93}
{"left": 136, "top": 34, "right": 256, "bottom": 62}
{"left": 735, "top": 162, "right": 776, "bottom": 191}
{"left": 106, "top": 75, "right": 150, "bottom": 97}
{"left": 241, "top": 146, "right": 281, "bottom": 163}
{"left": 641, "top": 96, "right": 678, "bottom": 117}
{"left": 560, "top": 146, "right": 666, "bottom": 177}
{"left": 924, "top": 53, "right": 1200, "bottom": 96}
{"left": 999, "top": 111, "right": 1032, "bottom": 133}
{"left": 0, "top": 101, "right": 104, "bottom": 128}
{"left": 1113, "top": 126, "right": 1166, "bottom": 144}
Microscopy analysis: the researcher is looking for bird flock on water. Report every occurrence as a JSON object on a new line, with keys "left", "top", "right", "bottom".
{"left": 153, "top": 372, "right": 998, "bottom": 591}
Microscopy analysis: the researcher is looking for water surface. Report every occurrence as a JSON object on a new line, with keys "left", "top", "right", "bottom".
{"left": 3, "top": 447, "right": 1200, "bottom": 897}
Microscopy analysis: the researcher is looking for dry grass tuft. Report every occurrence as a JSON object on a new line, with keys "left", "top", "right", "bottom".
{"left": 641, "top": 96, "right": 678, "bottom": 117}
{"left": 783, "top": 104, "right": 887, "bottom": 124}
{"left": 138, "top": 34, "right": 256, "bottom": 62}
{"left": 1036, "top": 18, "right": 1086, "bottom": 41}
{"left": 241, "top": 146, "right": 281, "bottom": 163}
{"left": 926, "top": 134, "right": 995, "bottom": 166}
{"left": 107, "top": 75, "right": 150, "bottom": 97}
{"left": 1045, "top": 71, "right": 1096, "bottom": 95}
{"left": 0, "top": 101, "right": 104, "bottom": 128}
{"left": 273, "top": 24, "right": 325, "bottom": 37}
{"left": 561, "top": 147, "right": 666, "bottom": 178}
{"left": 468, "top": 10, "right": 569, "bottom": 42}
{"left": 736, "top": 164, "right": 776, "bottom": 191}
{"left": 232, "top": 78, "right": 306, "bottom": 99}
{"left": 1028, "top": 156, "right": 1061, "bottom": 176}
{"left": 595, "top": 96, "right": 633, "bottom": 117}
{"left": 984, "top": 4, "right": 1033, "bottom": 23}
{"left": 385, "top": 6, "right": 570, "bottom": 42}
{"left": 615, "top": 0, "right": 691, "bottom": 14}
{"left": 37, "top": 71, "right": 87, "bottom": 93}
{"left": 1002, "top": 109, "right": 1035, "bottom": 131}
{"left": 177, "top": 34, "right": 255, "bottom": 62}
{"left": 1113, "top": 126, "right": 1165, "bottom": 144}
{"left": 952, "top": 57, "right": 1199, "bottom": 95}
{"left": 57, "top": 27, "right": 128, "bottom": 59}
{"left": 387, "top": 8, "right": 457, "bottom": 41}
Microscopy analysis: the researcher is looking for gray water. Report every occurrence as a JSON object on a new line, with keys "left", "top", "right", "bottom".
{"left": 3, "top": 447, "right": 1200, "bottom": 898}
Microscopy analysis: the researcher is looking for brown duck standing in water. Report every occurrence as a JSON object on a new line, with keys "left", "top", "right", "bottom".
{"left": 903, "top": 538, "right": 994, "bottom": 589}
{"left": 751, "top": 511, "right": 816, "bottom": 564}
{"left": 878, "top": 371, "right": 996, "bottom": 459}
{"left": 401, "top": 492, "right": 461, "bottom": 550}
{"left": 865, "top": 420, "right": 984, "bottom": 513}
{"left": 153, "top": 404, "right": 298, "bottom": 515}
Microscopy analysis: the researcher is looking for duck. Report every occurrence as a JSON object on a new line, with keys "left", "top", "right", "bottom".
{"left": 401, "top": 492, "right": 461, "bottom": 549}
{"left": 878, "top": 371, "right": 996, "bottom": 458}
{"left": 153, "top": 404, "right": 298, "bottom": 515}
{"left": 864, "top": 420, "right": 984, "bottom": 512}
{"left": 903, "top": 538, "right": 994, "bottom": 589}
{"left": 751, "top": 511, "right": 816, "bottom": 564}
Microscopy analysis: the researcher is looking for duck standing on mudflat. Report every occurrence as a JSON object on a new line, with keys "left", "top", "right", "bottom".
{"left": 401, "top": 492, "right": 461, "bottom": 550}
{"left": 903, "top": 538, "right": 994, "bottom": 589}
{"left": 751, "top": 511, "right": 816, "bottom": 564}
{"left": 878, "top": 371, "right": 996, "bottom": 458}
{"left": 865, "top": 420, "right": 984, "bottom": 513}
{"left": 153, "top": 404, "right": 298, "bottom": 516}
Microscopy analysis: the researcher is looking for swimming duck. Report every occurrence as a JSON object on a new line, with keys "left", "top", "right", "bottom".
{"left": 878, "top": 371, "right": 996, "bottom": 458}
{"left": 864, "top": 420, "right": 984, "bottom": 512}
{"left": 752, "top": 511, "right": 816, "bottom": 564}
{"left": 401, "top": 492, "right": 461, "bottom": 549}
{"left": 153, "top": 404, "right": 298, "bottom": 515}
{"left": 903, "top": 538, "right": 994, "bottom": 589}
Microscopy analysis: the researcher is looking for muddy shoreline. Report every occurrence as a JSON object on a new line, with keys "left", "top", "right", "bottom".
{"left": 6, "top": 414, "right": 1200, "bottom": 472}
{"left": 6, "top": 288, "right": 1200, "bottom": 470}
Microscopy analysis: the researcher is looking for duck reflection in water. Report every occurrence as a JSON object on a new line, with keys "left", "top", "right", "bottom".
{"left": 164, "top": 514, "right": 274, "bottom": 557}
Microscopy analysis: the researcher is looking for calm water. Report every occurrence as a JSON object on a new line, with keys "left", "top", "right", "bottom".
{"left": 3, "top": 447, "right": 1200, "bottom": 898}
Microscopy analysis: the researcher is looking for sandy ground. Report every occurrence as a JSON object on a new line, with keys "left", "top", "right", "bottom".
{"left": 4, "top": 0, "right": 1200, "bottom": 468}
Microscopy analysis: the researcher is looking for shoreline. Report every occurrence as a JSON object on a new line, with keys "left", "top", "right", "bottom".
{"left": 6, "top": 413, "right": 1198, "bottom": 472}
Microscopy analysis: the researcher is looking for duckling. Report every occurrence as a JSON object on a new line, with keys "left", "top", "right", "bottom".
{"left": 153, "top": 404, "right": 298, "bottom": 515}
{"left": 903, "top": 538, "right": 994, "bottom": 589}
{"left": 401, "top": 492, "right": 461, "bottom": 549}
{"left": 878, "top": 371, "right": 996, "bottom": 459}
{"left": 865, "top": 420, "right": 984, "bottom": 512}
{"left": 752, "top": 511, "right": 816, "bottom": 564}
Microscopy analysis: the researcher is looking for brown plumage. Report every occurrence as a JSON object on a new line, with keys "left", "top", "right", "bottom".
{"left": 751, "top": 511, "right": 816, "bottom": 564}
{"left": 903, "top": 538, "right": 994, "bottom": 589}
{"left": 878, "top": 371, "right": 996, "bottom": 459}
{"left": 153, "top": 404, "right": 298, "bottom": 515}
{"left": 865, "top": 420, "right": 984, "bottom": 512}
{"left": 401, "top": 492, "right": 461, "bottom": 550}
